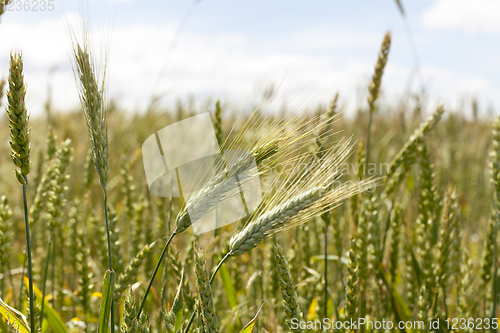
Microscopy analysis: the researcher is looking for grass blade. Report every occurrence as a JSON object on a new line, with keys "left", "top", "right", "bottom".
{"left": 394, "top": 0, "right": 405, "bottom": 16}
{"left": 98, "top": 270, "right": 116, "bottom": 333}
{"left": 239, "top": 303, "right": 264, "bottom": 333}
{"left": 0, "top": 297, "right": 30, "bottom": 333}
{"left": 0, "top": 315, "right": 9, "bottom": 333}
{"left": 219, "top": 264, "right": 237, "bottom": 309}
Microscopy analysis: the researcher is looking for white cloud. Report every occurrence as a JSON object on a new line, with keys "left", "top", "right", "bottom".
{"left": 419, "top": 65, "right": 493, "bottom": 111}
{"left": 0, "top": 10, "right": 497, "bottom": 117}
{"left": 0, "top": 13, "right": 384, "bottom": 115}
{"left": 422, "top": 0, "right": 500, "bottom": 33}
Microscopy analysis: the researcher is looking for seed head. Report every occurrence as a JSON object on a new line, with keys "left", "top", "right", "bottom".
{"left": 6, "top": 52, "right": 31, "bottom": 185}
{"left": 72, "top": 41, "right": 109, "bottom": 188}
{"left": 368, "top": 32, "right": 391, "bottom": 114}
{"left": 194, "top": 248, "right": 219, "bottom": 333}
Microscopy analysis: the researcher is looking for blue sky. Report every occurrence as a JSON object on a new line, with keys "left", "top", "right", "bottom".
{"left": 0, "top": 0, "right": 499, "bottom": 116}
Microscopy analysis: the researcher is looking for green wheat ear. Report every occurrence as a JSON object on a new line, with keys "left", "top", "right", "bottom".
{"left": 194, "top": 248, "right": 219, "bottom": 333}
{"left": 6, "top": 52, "right": 31, "bottom": 185}
{"left": 72, "top": 42, "right": 109, "bottom": 188}
{"left": 274, "top": 243, "right": 303, "bottom": 333}
{"left": 368, "top": 31, "right": 391, "bottom": 114}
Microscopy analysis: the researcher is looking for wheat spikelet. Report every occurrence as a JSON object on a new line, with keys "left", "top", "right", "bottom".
{"left": 176, "top": 107, "right": 344, "bottom": 233}
{"left": 6, "top": 50, "right": 37, "bottom": 333}
{"left": 0, "top": 196, "right": 13, "bottom": 279}
{"left": 416, "top": 286, "right": 428, "bottom": 332}
{"left": 131, "top": 199, "right": 147, "bottom": 257}
{"left": 436, "top": 188, "right": 458, "bottom": 286}
{"left": 229, "top": 139, "right": 373, "bottom": 256}
{"left": 120, "top": 160, "right": 136, "bottom": 222}
{"left": 350, "top": 141, "right": 365, "bottom": 225}
{"left": 458, "top": 250, "right": 476, "bottom": 324}
{"left": 491, "top": 116, "right": 500, "bottom": 197}
{"left": 77, "top": 220, "right": 94, "bottom": 323}
{"left": 385, "top": 106, "right": 444, "bottom": 182}
{"left": 194, "top": 249, "right": 218, "bottom": 333}
{"left": 6, "top": 52, "right": 31, "bottom": 185}
{"left": 273, "top": 243, "right": 303, "bottom": 333}
{"left": 214, "top": 100, "right": 223, "bottom": 146}
{"left": 344, "top": 239, "right": 358, "bottom": 321}
{"left": 357, "top": 194, "right": 378, "bottom": 282}
{"left": 120, "top": 292, "right": 150, "bottom": 333}
{"left": 389, "top": 205, "right": 401, "bottom": 282}
{"left": 416, "top": 140, "right": 439, "bottom": 299}
{"left": 368, "top": 32, "right": 391, "bottom": 114}
{"left": 0, "top": 79, "right": 5, "bottom": 108}
{"left": 115, "top": 242, "right": 156, "bottom": 300}
{"left": 46, "top": 139, "right": 73, "bottom": 231}
{"left": 68, "top": 204, "right": 80, "bottom": 285}
{"left": 71, "top": 39, "right": 109, "bottom": 188}
{"left": 108, "top": 205, "right": 124, "bottom": 276}
{"left": 121, "top": 292, "right": 137, "bottom": 333}
{"left": 30, "top": 131, "right": 58, "bottom": 226}
{"left": 33, "top": 128, "right": 56, "bottom": 191}
{"left": 83, "top": 148, "right": 94, "bottom": 193}
{"left": 480, "top": 211, "right": 495, "bottom": 286}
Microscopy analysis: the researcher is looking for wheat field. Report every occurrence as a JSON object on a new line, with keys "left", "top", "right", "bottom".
{"left": 0, "top": 11, "right": 498, "bottom": 333}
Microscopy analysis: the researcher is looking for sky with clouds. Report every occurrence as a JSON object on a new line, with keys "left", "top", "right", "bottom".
{"left": 0, "top": 0, "right": 499, "bottom": 116}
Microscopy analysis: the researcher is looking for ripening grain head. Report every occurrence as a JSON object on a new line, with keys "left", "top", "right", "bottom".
{"left": 6, "top": 52, "right": 31, "bottom": 185}
{"left": 71, "top": 36, "right": 109, "bottom": 188}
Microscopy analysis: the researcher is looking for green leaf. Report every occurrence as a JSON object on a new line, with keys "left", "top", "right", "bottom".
{"left": 172, "top": 271, "right": 184, "bottom": 332}
{"left": 41, "top": 319, "right": 49, "bottom": 333}
{"left": 24, "top": 277, "right": 68, "bottom": 333}
{"left": 0, "top": 315, "right": 10, "bottom": 333}
{"left": 0, "top": 297, "right": 30, "bottom": 333}
{"left": 239, "top": 303, "right": 264, "bottom": 333}
{"left": 219, "top": 264, "right": 237, "bottom": 308}
{"left": 98, "top": 270, "right": 116, "bottom": 333}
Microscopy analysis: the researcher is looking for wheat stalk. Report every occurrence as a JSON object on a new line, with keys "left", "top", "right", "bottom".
{"left": 71, "top": 33, "right": 116, "bottom": 332}
{"left": 6, "top": 51, "right": 35, "bottom": 333}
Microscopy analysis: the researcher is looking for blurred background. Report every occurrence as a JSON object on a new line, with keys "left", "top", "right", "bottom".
{"left": 0, "top": 0, "right": 498, "bottom": 117}
{"left": 0, "top": 3, "right": 499, "bottom": 331}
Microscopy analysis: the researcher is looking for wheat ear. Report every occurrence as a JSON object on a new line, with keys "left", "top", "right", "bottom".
{"left": 274, "top": 243, "right": 303, "bottom": 333}
{"left": 71, "top": 35, "right": 115, "bottom": 331}
{"left": 194, "top": 249, "right": 219, "bottom": 333}
{"left": 6, "top": 51, "right": 35, "bottom": 333}
{"left": 365, "top": 31, "right": 391, "bottom": 170}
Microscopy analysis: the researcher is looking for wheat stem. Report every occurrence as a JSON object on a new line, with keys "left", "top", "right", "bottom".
{"left": 39, "top": 234, "right": 53, "bottom": 328}
{"left": 137, "top": 231, "right": 176, "bottom": 318}
{"left": 103, "top": 187, "right": 115, "bottom": 333}
{"left": 23, "top": 181, "right": 35, "bottom": 333}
